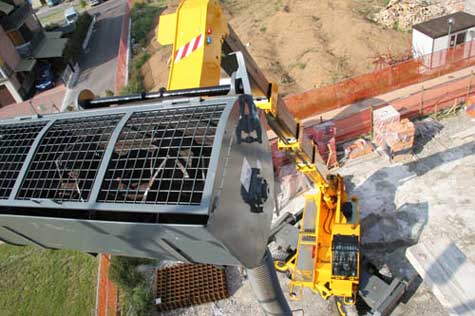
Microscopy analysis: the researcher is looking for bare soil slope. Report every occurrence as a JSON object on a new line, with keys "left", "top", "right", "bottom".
{"left": 142, "top": 0, "right": 411, "bottom": 94}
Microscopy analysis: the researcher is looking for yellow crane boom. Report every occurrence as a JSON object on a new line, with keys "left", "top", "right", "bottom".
{"left": 157, "top": 0, "right": 360, "bottom": 307}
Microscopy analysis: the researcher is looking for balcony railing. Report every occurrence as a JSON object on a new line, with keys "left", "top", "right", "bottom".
{"left": 0, "top": 2, "right": 31, "bottom": 32}
{"left": 0, "top": 63, "right": 13, "bottom": 81}
{"left": 15, "top": 31, "right": 44, "bottom": 58}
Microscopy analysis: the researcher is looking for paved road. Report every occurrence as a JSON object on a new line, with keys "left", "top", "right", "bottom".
{"left": 35, "top": 0, "right": 81, "bottom": 19}
{"left": 62, "top": 0, "right": 125, "bottom": 109}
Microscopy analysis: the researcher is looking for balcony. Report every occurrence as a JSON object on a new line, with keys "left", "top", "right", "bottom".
{"left": 15, "top": 31, "right": 44, "bottom": 58}
{"left": 0, "top": 63, "right": 13, "bottom": 82}
{"left": 0, "top": 2, "right": 31, "bottom": 32}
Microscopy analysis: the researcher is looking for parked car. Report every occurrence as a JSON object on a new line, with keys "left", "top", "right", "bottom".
{"left": 64, "top": 7, "right": 79, "bottom": 25}
{"left": 35, "top": 64, "right": 55, "bottom": 92}
{"left": 47, "top": 0, "right": 60, "bottom": 7}
{"left": 89, "top": 0, "right": 102, "bottom": 6}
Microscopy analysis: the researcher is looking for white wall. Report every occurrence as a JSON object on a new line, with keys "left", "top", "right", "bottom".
{"left": 434, "top": 36, "right": 449, "bottom": 52}
{"left": 466, "top": 0, "right": 475, "bottom": 15}
{"left": 467, "top": 27, "right": 475, "bottom": 41}
{"left": 433, "top": 27, "right": 475, "bottom": 52}
{"left": 412, "top": 29, "right": 434, "bottom": 57}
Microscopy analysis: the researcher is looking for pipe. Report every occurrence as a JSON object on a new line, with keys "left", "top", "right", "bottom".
{"left": 77, "top": 85, "right": 232, "bottom": 109}
{"left": 246, "top": 248, "right": 292, "bottom": 316}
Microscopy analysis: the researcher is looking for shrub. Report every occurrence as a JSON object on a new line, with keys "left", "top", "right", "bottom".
{"left": 44, "top": 23, "right": 60, "bottom": 31}
{"left": 104, "top": 89, "right": 114, "bottom": 97}
{"left": 109, "top": 256, "right": 155, "bottom": 316}
{"left": 130, "top": 2, "right": 163, "bottom": 48}
{"left": 119, "top": 51, "right": 150, "bottom": 95}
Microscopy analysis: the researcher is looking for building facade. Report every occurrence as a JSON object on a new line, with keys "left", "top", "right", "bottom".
{"left": 0, "top": 0, "right": 44, "bottom": 106}
{"left": 412, "top": 11, "right": 475, "bottom": 66}
{"left": 0, "top": 0, "right": 67, "bottom": 107}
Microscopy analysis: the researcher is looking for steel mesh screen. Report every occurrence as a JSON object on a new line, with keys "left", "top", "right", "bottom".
{"left": 17, "top": 114, "right": 123, "bottom": 202}
{"left": 98, "top": 105, "right": 224, "bottom": 205}
{"left": 0, "top": 121, "right": 47, "bottom": 199}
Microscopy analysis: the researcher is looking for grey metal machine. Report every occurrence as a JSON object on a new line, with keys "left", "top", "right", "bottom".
{"left": 0, "top": 95, "right": 275, "bottom": 268}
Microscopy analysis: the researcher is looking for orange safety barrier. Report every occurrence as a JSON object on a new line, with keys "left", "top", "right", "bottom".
{"left": 320, "top": 76, "right": 475, "bottom": 143}
{"left": 285, "top": 41, "right": 475, "bottom": 120}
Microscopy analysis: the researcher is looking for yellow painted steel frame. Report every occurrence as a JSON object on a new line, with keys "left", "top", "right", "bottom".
{"left": 275, "top": 187, "right": 360, "bottom": 302}
{"left": 264, "top": 85, "right": 360, "bottom": 303}
{"left": 156, "top": 0, "right": 360, "bottom": 306}
{"left": 157, "top": 0, "right": 228, "bottom": 90}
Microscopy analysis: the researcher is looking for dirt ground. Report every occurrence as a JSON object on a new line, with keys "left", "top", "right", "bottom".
{"left": 141, "top": 0, "right": 411, "bottom": 94}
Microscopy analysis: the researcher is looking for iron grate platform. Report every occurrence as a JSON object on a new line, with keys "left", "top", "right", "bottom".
{"left": 0, "top": 121, "right": 47, "bottom": 199}
{"left": 98, "top": 105, "right": 224, "bottom": 205}
{"left": 155, "top": 263, "right": 229, "bottom": 312}
{"left": 16, "top": 114, "right": 123, "bottom": 202}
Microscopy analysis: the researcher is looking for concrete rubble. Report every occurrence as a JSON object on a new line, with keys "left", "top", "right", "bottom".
{"left": 371, "top": 0, "right": 465, "bottom": 31}
{"left": 344, "top": 139, "right": 374, "bottom": 160}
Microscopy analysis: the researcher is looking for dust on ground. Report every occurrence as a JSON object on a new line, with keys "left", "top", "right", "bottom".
{"left": 141, "top": 0, "right": 411, "bottom": 94}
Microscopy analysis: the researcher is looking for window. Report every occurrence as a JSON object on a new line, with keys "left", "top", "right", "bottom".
{"left": 450, "top": 35, "right": 456, "bottom": 48}
{"left": 6, "top": 24, "right": 33, "bottom": 46}
{"left": 456, "top": 32, "right": 466, "bottom": 45}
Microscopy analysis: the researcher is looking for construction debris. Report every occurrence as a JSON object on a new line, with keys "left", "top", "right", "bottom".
{"left": 386, "top": 118, "right": 416, "bottom": 152}
{"left": 371, "top": 0, "right": 464, "bottom": 31}
{"left": 373, "top": 105, "right": 401, "bottom": 148}
{"left": 155, "top": 264, "right": 229, "bottom": 312}
{"left": 415, "top": 117, "right": 443, "bottom": 140}
{"left": 372, "top": 106, "right": 416, "bottom": 162}
{"left": 271, "top": 140, "right": 292, "bottom": 172}
{"left": 276, "top": 164, "right": 308, "bottom": 209}
{"left": 308, "top": 121, "right": 338, "bottom": 168}
{"left": 344, "top": 139, "right": 374, "bottom": 160}
{"left": 386, "top": 119, "right": 416, "bottom": 162}
{"left": 466, "top": 96, "right": 475, "bottom": 118}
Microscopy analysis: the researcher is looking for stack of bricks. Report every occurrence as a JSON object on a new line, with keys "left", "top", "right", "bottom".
{"left": 373, "top": 105, "right": 400, "bottom": 148}
{"left": 155, "top": 263, "right": 229, "bottom": 312}
{"left": 308, "top": 121, "right": 338, "bottom": 168}
{"left": 343, "top": 139, "right": 374, "bottom": 160}
{"left": 385, "top": 118, "right": 415, "bottom": 162}
{"left": 276, "top": 163, "right": 308, "bottom": 208}
{"left": 271, "top": 140, "right": 291, "bottom": 175}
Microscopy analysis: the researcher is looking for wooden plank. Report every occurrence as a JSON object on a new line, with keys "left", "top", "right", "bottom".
{"left": 406, "top": 238, "right": 475, "bottom": 316}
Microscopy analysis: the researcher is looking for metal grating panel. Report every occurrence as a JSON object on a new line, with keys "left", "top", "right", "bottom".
{"left": 17, "top": 114, "right": 123, "bottom": 202}
{"left": 0, "top": 121, "right": 47, "bottom": 199}
{"left": 156, "top": 263, "right": 229, "bottom": 312}
{"left": 98, "top": 105, "right": 224, "bottom": 205}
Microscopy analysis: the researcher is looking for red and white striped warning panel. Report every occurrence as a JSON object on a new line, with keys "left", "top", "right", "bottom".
{"left": 174, "top": 34, "right": 204, "bottom": 63}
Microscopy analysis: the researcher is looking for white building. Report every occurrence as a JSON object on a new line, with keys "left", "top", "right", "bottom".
{"left": 466, "top": 0, "right": 475, "bottom": 15}
{"left": 412, "top": 12, "right": 475, "bottom": 66}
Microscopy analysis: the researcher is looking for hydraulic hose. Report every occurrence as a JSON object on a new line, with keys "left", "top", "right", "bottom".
{"left": 246, "top": 248, "right": 292, "bottom": 316}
